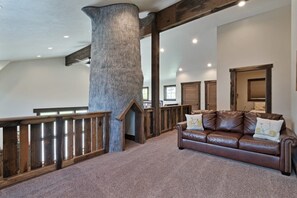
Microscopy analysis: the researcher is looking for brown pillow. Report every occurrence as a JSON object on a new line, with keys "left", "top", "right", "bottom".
{"left": 216, "top": 111, "right": 243, "bottom": 133}
{"left": 192, "top": 110, "right": 216, "bottom": 130}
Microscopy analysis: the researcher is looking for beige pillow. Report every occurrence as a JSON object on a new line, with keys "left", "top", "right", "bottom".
{"left": 253, "top": 117, "right": 283, "bottom": 142}
{"left": 186, "top": 114, "right": 204, "bottom": 131}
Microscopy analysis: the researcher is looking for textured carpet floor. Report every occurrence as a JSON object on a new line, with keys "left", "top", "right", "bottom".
{"left": 0, "top": 130, "right": 296, "bottom": 198}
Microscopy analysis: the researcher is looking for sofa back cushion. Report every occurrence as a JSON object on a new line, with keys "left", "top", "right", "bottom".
{"left": 244, "top": 112, "right": 286, "bottom": 135}
{"left": 216, "top": 111, "right": 243, "bottom": 133}
{"left": 192, "top": 110, "right": 216, "bottom": 130}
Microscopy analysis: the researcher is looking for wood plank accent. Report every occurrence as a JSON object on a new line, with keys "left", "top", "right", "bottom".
{"left": 30, "top": 124, "right": 42, "bottom": 170}
{"left": 151, "top": 16, "right": 160, "bottom": 136}
{"left": 97, "top": 117, "right": 103, "bottom": 150}
{"left": 55, "top": 117, "right": 64, "bottom": 170}
{"left": 84, "top": 119, "right": 91, "bottom": 154}
{"left": 3, "top": 127, "right": 18, "bottom": 178}
{"left": 66, "top": 120, "right": 74, "bottom": 160}
{"left": 64, "top": 0, "right": 239, "bottom": 65}
{"left": 75, "top": 119, "right": 83, "bottom": 156}
{"left": 104, "top": 114, "right": 110, "bottom": 153}
{"left": 19, "top": 125, "right": 29, "bottom": 173}
{"left": 91, "top": 117, "right": 97, "bottom": 151}
{"left": 43, "top": 122, "right": 54, "bottom": 166}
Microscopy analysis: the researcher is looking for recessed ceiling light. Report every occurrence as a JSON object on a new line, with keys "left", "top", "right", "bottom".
{"left": 192, "top": 38, "right": 198, "bottom": 44}
{"left": 37, "top": 55, "right": 41, "bottom": 58}
{"left": 207, "top": 63, "right": 212, "bottom": 67}
{"left": 160, "top": 48, "right": 165, "bottom": 53}
{"left": 63, "top": 35, "right": 70, "bottom": 38}
{"left": 48, "top": 47, "right": 53, "bottom": 50}
{"left": 179, "top": 68, "right": 183, "bottom": 72}
{"left": 0, "top": 5, "right": 3, "bottom": 9}
{"left": 238, "top": 0, "right": 246, "bottom": 7}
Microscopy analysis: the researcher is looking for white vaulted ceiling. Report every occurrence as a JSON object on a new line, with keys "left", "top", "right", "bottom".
{"left": 0, "top": 0, "right": 180, "bottom": 61}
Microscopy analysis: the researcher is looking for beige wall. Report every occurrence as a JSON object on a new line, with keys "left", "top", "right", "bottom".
{"left": 217, "top": 6, "right": 292, "bottom": 127}
{"left": 291, "top": 0, "right": 297, "bottom": 132}
{"left": 0, "top": 57, "right": 89, "bottom": 118}
{"left": 236, "top": 70, "right": 265, "bottom": 111}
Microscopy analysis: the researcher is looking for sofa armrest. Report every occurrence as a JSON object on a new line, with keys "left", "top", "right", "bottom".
{"left": 176, "top": 121, "right": 187, "bottom": 149}
{"left": 280, "top": 128, "right": 297, "bottom": 147}
{"left": 280, "top": 128, "right": 297, "bottom": 173}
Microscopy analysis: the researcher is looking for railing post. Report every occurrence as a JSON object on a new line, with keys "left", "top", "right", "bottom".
{"left": 104, "top": 113, "right": 110, "bottom": 153}
{"left": 56, "top": 117, "right": 64, "bottom": 170}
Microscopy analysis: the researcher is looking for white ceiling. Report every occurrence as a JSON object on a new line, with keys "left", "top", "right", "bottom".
{"left": 0, "top": 0, "right": 291, "bottom": 81}
{"left": 0, "top": 0, "right": 180, "bottom": 61}
{"left": 141, "top": 0, "right": 291, "bottom": 83}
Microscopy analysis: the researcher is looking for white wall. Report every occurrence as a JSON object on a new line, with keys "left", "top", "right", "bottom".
{"left": 217, "top": 6, "right": 292, "bottom": 127}
{"left": 0, "top": 57, "right": 89, "bottom": 118}
{"left": 291, "top": 0, "right": 297, "bottom": 132}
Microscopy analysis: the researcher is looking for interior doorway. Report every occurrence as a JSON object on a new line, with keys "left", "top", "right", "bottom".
{"left": 181, "top": 81, "right": 201, "bottom": 110}
{"left": 230, "top": 64, "right": 272, "bottom": 113}
{"left": 205, "top": 80, "right": 217, "bottom": 110}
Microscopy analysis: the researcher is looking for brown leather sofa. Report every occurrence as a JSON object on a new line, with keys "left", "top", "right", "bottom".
{"left": 176, "top": 110, "right": 297, "bottom": 175}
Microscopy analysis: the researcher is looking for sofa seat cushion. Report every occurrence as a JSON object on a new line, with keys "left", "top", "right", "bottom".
{"left": 182, "top": 130, "right": 212, "bottom": 143}
{"left": 207, "top": 131, "right": 242, "bottom": 148}
{"left": 239, "top": 135, "right": 280, "bottom": 156}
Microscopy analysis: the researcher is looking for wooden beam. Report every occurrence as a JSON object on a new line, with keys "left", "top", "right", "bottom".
{"left": 65, "top": 45, "right": 91, "bottom": 66}
{"left": 156, "top": 0, "right": 239, "bottom": 31}
{"left": 151, "top": 16, "right": 160, "bottom": 136}
{"left": 65, "top": 0, "right": 240, "bottom": 65}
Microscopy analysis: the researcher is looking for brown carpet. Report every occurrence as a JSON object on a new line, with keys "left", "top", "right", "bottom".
{"left": 0, "top": 130, "right": 296, "bottom": 198}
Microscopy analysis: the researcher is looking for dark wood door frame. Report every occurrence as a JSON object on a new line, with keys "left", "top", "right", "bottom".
{"left": 229, "top": 64, "right": 273, "bottom": 113}
{"left": 204, "top": 80, "right": 217, "bottom": 110}
{"left": 181, "top": 81, "right": 201, "bottom": 110}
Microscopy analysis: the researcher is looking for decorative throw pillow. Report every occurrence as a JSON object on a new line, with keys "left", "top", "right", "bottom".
{"left": 186, "top": 114, "right": 204, "bottom": 131}
{"left": 253, "top": 117, "right": 284, "bottom": 142}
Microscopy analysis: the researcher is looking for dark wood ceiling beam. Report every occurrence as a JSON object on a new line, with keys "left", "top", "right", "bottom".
{"left": 65, "top": 0, "right": 241, "bottom": 66}
{"left": 156, "top": 0, "right": 239, "bottom": 31}
{"left": 65, "top": 45, "right": 91, "bottom": 66}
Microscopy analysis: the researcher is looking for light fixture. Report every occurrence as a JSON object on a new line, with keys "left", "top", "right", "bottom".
{"left": 48, "top": 47, "right": 53, "bottom": 50}
{"left": 207, "top": 63, "right": 212, "bottom": 67}
{"left": 238, "top": 0, "right": 246, "bottom": 7}
{"left": 0, "top": 5, "right": 3, "bottom": 9}
{"left": 179, "top": 68, "right": 183, "bottom": 72}
{"left": 63, "top": 35, "right": 70, "bottom": 38}
{"left": 37, "top": 55, "right": 41, "bottom": 58}
{"left": 160, "top": 48, "right": 165, "bottom": 53}
{"left": 192, "top": 38, "right": 198, "bottom": 44}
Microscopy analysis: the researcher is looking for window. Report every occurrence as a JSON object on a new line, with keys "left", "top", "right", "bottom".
{"left": 164, "top": 85, "right": 176, "bottom": 101}
{"left": 142, "top": 87, "right": 149, "bottom": 101}
{"left": 248, "top": 78, "right": 266, "bottom": 101}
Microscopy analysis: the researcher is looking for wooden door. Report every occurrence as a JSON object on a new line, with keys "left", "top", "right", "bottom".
{"left": 181, "top": 82, "right": 201, "bottom": 110}
{"left": 205, "top": 81, "right": 217, "bottom": 110}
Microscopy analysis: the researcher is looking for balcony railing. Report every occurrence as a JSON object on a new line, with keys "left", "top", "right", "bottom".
{"left": 0, "top": 111, "right": 110, "bottom": 189}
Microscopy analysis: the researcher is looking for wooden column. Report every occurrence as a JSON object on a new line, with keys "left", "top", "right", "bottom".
{"left": 151, "top": 16, "right": 160, "bottom": 136}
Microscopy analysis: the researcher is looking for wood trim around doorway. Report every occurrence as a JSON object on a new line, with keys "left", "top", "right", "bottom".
{"left": 181, "top": 81, "right": 201, "bottom": 110}
{"left": 229, "top": 64, "right": 273, "bottom": 113}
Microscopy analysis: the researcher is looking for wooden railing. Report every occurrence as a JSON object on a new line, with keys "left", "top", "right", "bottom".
{"left": 0, "top": 111, "right": 110, "bottom": 189}
{"left": 160, "top": 105, "right": 191, "bottom": 133}
{"left": 143, "top": 104, "right": 192, "bottom": 137}
{"left": 33, "top": 106, "right": 88, "bottom": 115}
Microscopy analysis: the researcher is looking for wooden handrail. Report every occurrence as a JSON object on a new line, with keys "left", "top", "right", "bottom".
{"left": 33, "top": 106, "right": 88, "bottom": 115}
{"left": 0, "top": 111, "right": 111, "bottom": 189}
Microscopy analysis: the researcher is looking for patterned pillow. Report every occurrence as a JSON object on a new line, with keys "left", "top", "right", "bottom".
{"left": 186, "top": 114, "right": 204, "bottom": 131}
{"left": 253, "top": 117, "right": 284, "bottom": 142}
